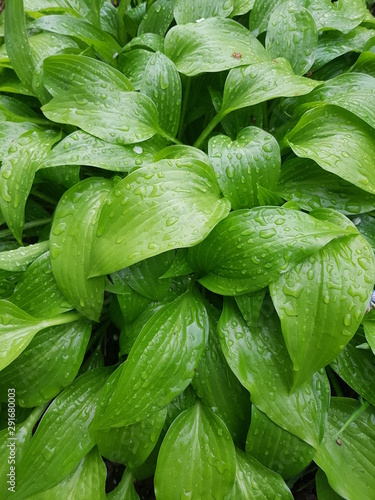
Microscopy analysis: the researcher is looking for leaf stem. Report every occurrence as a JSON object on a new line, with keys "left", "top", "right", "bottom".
{"left": 177, "top": 76, "right": 191, "bottom": 142}
{"left": 0, "top": 218, "right": 52, "bottom": 240}
{"left": 158, "top": 129, "right": 183, "bottom": 145}
{"left": 193, "top": 111, "right": 225, "bottom": 149}
{"left": 45, "top": 311, "right": 83, "bottom": 329}
{"left": 336, "top": 400, "right": 370, "bottom": 437}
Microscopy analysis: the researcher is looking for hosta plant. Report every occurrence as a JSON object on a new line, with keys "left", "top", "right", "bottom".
{"left": 1, "top": 0, "right": 375, "bottom": 498}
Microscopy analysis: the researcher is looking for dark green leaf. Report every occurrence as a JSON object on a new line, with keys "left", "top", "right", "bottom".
{"left": 118, "top": 49, "right": 153, "bottom": 90}
{"left": 138, "top": 0, "right": 174, "bottom": 37}
{"left": 315, "top": 469, "right": 344, "bottom": 500}
{"left": 107, "top": 470, "right": 139, "bottom": 500}
{"left": 174, "top": 0, "right": 234, "bottom": 24}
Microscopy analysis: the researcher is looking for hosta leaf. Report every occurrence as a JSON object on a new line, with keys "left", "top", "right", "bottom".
{"left": 235, "top": 288, "right": 266, "bottom": 330}
{"left": 31, "top": 15, "right": 120, "bottom": 62}
{"left": 208, "top": 126, "right": 280, "bottom": 210}
{"left": 188, "top": 206, "right": 352, "bottom": 295}
{"left": 246, "top": 405, "right": 316, "bottom": 480}
{"left": 315, "top": 469, "right": 343, "bottom": 500}
{"left": 94, "top": 408, "right": 167, "bottom": 468}
{"left": 164, "top": 17, "right": 270, "bottom": 77}
{"left": 118, "top": 49, "right": 153, "bottom": 90}
{"left": 0, "top": 122, "right": 36, "bottom": 161}
{"left": 140, "top": 52, "right": 181, "bottom": 137}
{"left": 218, "top": 299, "right": 330, "bottom": 448}
{"left": 0, "top": 128, "right": 61, "bottom": 243}
{"left": 350, "top": 50, "right": 375, "bottom": 78}
{"left": 232, "top": 449, "right": 293, "bottom": 499}
{"left": 315, "top": 398, "right": 375, "bottom": 500}
{"left": 265, "top": 3, "right": 317, "bottom": 75}
{"left": 0, "top": 300, "right": 80, "bottom": 372}
{"left": 94, "top": 290, "right": 208, "bottom": 428}
{"left": 0, "top": 320, "right": 90, "bottom": 408}
{"left": 122, "top": 33, "right": 164, "bottom": 53}
{"left": 232, "top": 0, "right": 254, "bottom": 16}
{"left": 286, "top": 106, "right": 375, "bottom": 195}
{"left": 50, "top": 178, "right": 112, "bottom": 321}
{"left": 42, "top": 84, "right": 162, "bottom": 146}
{"left": 107, "top": 470, "right": 139, "bottom": 500}
{"left": 89, "top": 159, "right": 230, "bottom": 277}
{"left": 354, "top": 213, "right": 375, "bottom": 255}
{"left": 65, "top": 0, "right": 104, "bottom": 27}
{"left": 138, "top": 0, "right": 174, "bottom": 37}
{"left": 363, "top": 318, "right": 375, "bottom": 354}
{"left": 154, "top": 401, "right": 236, "bottom": 500}
{"left": 14, "top": 368, "right": 110, "bottom": 499}
{"left": 0, "top": 240, "right": 49, "bottom": 272}
{"left": 277, "top": 157, "right": 375, "bottom": 215}
{"left": 174, "top": 0, "right": 234, "bottom": 24}
{"left": 249, "top": 0, "right": 281, "bottom": 36}
{"left": 270, "top": 211, "right": 374, "bottom": 386}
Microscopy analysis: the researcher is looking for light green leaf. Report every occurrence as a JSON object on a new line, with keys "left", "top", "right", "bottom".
{"left": 14, "top": 368, "right": 110, "bottom": 499}
{"left": 246, "top": 405, "right": 316, "bottom": 480}
{"left": 315, "top": 469, "right": 344, "bottom": 500}
{"left": 51, "top": 178, "right": 112, "bottom": 321}
{"left": 235, "top": 288, "right": 266, "bottom": 330}
{"left": 188, "top": 206, "right": 352, "bottom": 295}
{"left": 0, "top": 95, "right": 48, "bottom": 124}
{"left": 218, "top": 299, "right": 330, "bottom": 448}
{"left": 249, "top": 0, "right": 281, "bottom": 37}
{"left": 154, "top": 144, "right": 210, "bottom": 163}
{"left": 66, "top": 0, "right": 104, "bottom": 27}
{"left": 208, "top": 126, "right": 280, "bottom": 209}
{"left": 353, "top": 213, "right": 375, "bottom": 256}
{"left": 363, "top": 318, "right": 375, "bottom": 355}
{"left": 138, "top": 0, "right": 174, "bottom": 37}
{"left": 160, "top": 248, "right": 194, "bottom": 279}
{"left": 286, "top": 105, "right": 375, "bottom": 195}
{"left": 94, "top": 290, "right": 208, "bottom": 428}
{"left": 304, "top": 0, "right": 367, "bottom": 33}
{"left": 164, "top": 17, "right": 270, "bottom": 77}
{"left": 42, "top": 84, "right": 162, "bottom": 146}
{"left": 89, "top": 159, "right": 230, "bottom": 277}
{"left": 232, "top": 448, "right": 293, "bottom": 499}
{"left": 350, "top": 50, "right": 375, "bottom": 78}
{"left": 118, "top": 49, "right": 153, "bottom": 90}
{"left": 0, "top": 240, "right": 49, "bottom": 272}
{"left": 266, "top": 3, "right": 318, "bottom": 75}
{"left": 315, "top": 398, "right": 375, "bottom": 500}
{"left": 154, "top": 401, "right": 236, "bottom": 500}
{"left": 0, "top": 320, "right": 90, "bottom": 407}
{"left": 0, "top": 128, "right": 60, "bottom": 243}
{"left": 174, "top": 0, "right": 234, "bottom": 24}
{"left": 107, "top": 470, "right": 139, "bottom": 500}
{"left": 140, "top": 52, "right": 181, "bottom": 137}
{"left": 0, "top": 121, "right": 36, "bottom": 161}
{"left": 0, "top": 300, "right": 81, "bottom": 372}
{"left": 232, "top": 0, "right": 254, "bottom": 16}
{"left": 121, "top": 33, "right": 164, "bottom": 53}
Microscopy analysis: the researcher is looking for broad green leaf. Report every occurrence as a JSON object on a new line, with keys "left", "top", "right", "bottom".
{"left": 112, "top": 274, "right": 151, "bottom": 324}
{"left": 118, "top": 49, "right": 153, "bottom": 90}
{"left": 249, "top": 0, "right": 281, "bottom": 36}
{"left": 208, "top": 127, "right": 280, "bottom": 209}
{"left": 270, "top": 211, "right": 374, "bottom": 386}
{"left": 192, "top": 305, "right": 251, "bottom": 446}
{"left": 66, "top": 0, "right": 104, "bottom": 27}
{"left": 265, "top": 3, "right": 318, "bottom": 75}
{"left": 31, "top": 15, "right": 120, "bottom": 62}
{"left": 43, "top": 54, "right": 134, "bottom": 97}
{"left": 50, "top": 178, "right": 112, "bottom": 321}
{"left": 235, "top": 288, "right": 266, "bottom": 330}
{"left": 331, "top": 336, "right": 375, "bottom": 407}
{"left": 277, "top": 157, "right": 375, "bottom": 215}
{"left": 154, "top": 401, "right": 236, "bottom": 500}
{"left": 315, "top": 398, "right": 375, "bottom": 500}
{"left": 164, "top": 17, "right": 270, "bottom": 77}
{"left": 232, "top": 448, "right": 293, "bottom": 499}
{"left": 353, "top": 213, "right": 375, "bottom": 256}
{"left": 89, "top": 159, "right": 230, "bottom": 277}
{"left": 0, "top": 72, "right": 36, "bottom": 97}
{"left": 0, "top": 240, "right": 48, "bottom": 272}
{"left": 350, "top": 50, "right": 375, "bottom": 78}
{"left": 140, "top": 52, "right": 182, "bottom": 137}
{"left": 121, "top": 33, "right": 164, "bottom": 53}
{"left": 0, "top": 128, "right": 60, "bottom": 243}
{"left": 0, "top": 122, "right": 36, "bottom": 160}
{"left": 94, "top": 290, "right": 208, "bottom": 428}
{"left": 154, "top": 144, "right": 210, "bottom": 163}
{"left": 160, "top": 248, "right": 194, "bottom": 279}
{"left": 286, "top": 106, "right": 375, "bottom": 195}
{"left": 30, "top": 447, "right": 106, "bottom": 500}
{"left": 315, "top": 469, "right": 343, "bottom": 500}
{"left": 218, "top": 299, "right": 330, "bottom": 448}
{"left": 221, "top": 58, "right": 320, "bottom": 117}
{"left": 107, "top": 470, "right": 139, "bottom": 500}
{"left": 0, "top": 95, "right": 48, "bottom": 124}
{"left": 100, "top": 1, "right": 119, "bottom": 39}
{"left": 363, "top": 317, "right": 375, "bottom": 354}
{"left": 0, "top": 300, "right": 80, "bottom": 372}
{"left": 14, "top": 368, "right": 110, "bottom": 499}
{"left": 42, "top": 84, "right": 163, "bottom": 146}
{"left": 188, "top": 206, "right": 352, "bottom": 295}
{"left": 232, "top": 0, "right": 254, "bottom": 16}
{"left": 174, "top": 0, "right": 234, "bottom": 24}
{"left": 44, "top": 131, "right": 166, "bottom": 172}
{"left": 246, "top": 405, "right": 316, "bottom": 480}
{"left": 0, "top": 320, "right": 90, "bottom": 408}
{"left": 94, "top": 408, "right": 167, "bottom": 468}
{"left": 138, "top": 0, "right": 174, "bottom": 37}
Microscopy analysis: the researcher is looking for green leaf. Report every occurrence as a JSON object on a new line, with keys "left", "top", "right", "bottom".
{"left": 235, "top": 288, "right": 266, "bottom": 330}
{"left": 0, "top": 320, "right": 90, "bottom": 407}
{"left": 353, "top": 213, "right": 375, "bottom": 256}
{"left": 65, "top": 0, "right": 104, "bottom": 27}
{"left": 31, "top": 15, "right": 120, "bottom": 62}
{"left": 208, "top": 126, "right": 280, "bottom": 210}
{"left": 232, "top": 448, "right": 293, "bottom": 499}
{"left": 246, "top": 405, "right": 316, "bottom": 480}
{"left": 94, "top": 408, "right": 166, "bottom": 468}
{"left": 315, "top": 398, "right": 375, "bottom": 500}
{"left": 118, "top": 49, "right": 153, "bottom": 90}
{"left": 154, "top": 401, "right": 236, "bottom": 500}
{"left": 286, "top": 105, "right": 375, "bottom": 195}
{"left": 160, "top": 248, "right": 194, "bottom": 279}
{"left": 121, "top": 33, "right": 165, "bottom": 53}
{"left": 94, "top": 290, "right": 208, "bottom": 428}
{"left": 218, "top": 299, "right": 330, "bottom": 448}
{"left": 174, "top": 0, "right": 234, "bottom": 24}
{"left": 231, "top": 0, "right": 254, "bottom": 16}
{"left": 265, "top": 3, "right": 318, "bottom": 75}
{"left": 315, "top": 469, "right": 344, "bottom": 500}
{"left": 277, "top": 157, "right": 375, "bottom": 215}
{"left": 50, "top": 178, "right": 112, "bottom": 321}
{"left": 0, "top": 121, "right": 36, "bottom": 161}
{"left": 140, "top": 52, "right": 182, "bottom": 137}
{"left": 89, "top": 159, "right": 230, "bottom": 277}
{"left": 164, "top": 17, "right": 270, "bottom": 77}
{"left": 14, "top": 368, "right": 110, "bottom": 499}
{"left": 249, "top": 0, "right": 281, "bottom": 37}
{"left": 138, "top": 0, "right": 174, "bottom": 37}
{"left": 0, "top": 240, "right": 49, "bottom": 272}
{"left": 363, "top": 318, "right": 375, "bottom": 354}
{"left": 0, "top": 300, "right": 81, "bottom": 372}
{"left": 107, "top": 470, "right": 139, "bottom": 500}
{"left": 0, "top": 128, "right": 61, "bottom": 243}
{"left": 42, "top": 84, "right": 162, "bottom": 146}
{"left": 350, "top": 50, "right": 375, "bottom": 78}
{"left": 188, "top": 206, "right": 352, "bottom": 295}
